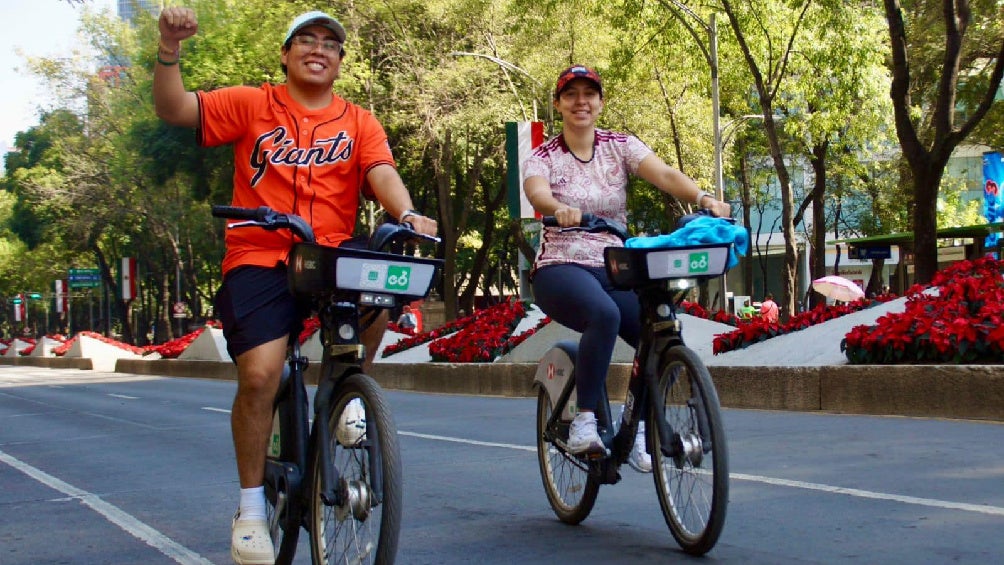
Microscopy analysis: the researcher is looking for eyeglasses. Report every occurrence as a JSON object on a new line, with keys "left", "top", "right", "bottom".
{"left": 291, "top": 34, "right": 342, "bottom": 53}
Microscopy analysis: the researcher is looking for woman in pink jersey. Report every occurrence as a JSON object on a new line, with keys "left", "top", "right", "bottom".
{"left": 522, "top": 65, "right": 730, "bottom": 470}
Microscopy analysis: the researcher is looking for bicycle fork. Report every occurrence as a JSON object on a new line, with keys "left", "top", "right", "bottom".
{"left": 635, "top": 290, "right": 713, "bottom": 469}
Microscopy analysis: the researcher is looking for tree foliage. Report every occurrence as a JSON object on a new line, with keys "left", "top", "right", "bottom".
{"left": 1, "top": 0, "right": 1002, "bottom": 340}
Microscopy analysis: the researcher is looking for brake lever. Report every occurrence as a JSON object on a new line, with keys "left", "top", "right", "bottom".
{"left": 226, "top": 220, "right": 265, "bottom": 230}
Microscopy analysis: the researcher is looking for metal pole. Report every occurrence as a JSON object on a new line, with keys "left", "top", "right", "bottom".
{"left": 710, "top": 14, "right": 729, "bottom": 313}
{"left": 67, "top": 288, "right": 73, "bottom": 335}
{"left": 176, "top": 261, "right": 183, "bottom": 337}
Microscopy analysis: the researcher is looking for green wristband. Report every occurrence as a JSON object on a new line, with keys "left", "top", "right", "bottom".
{"left": 156, "top": 53, "right": 179, "bottom": 66}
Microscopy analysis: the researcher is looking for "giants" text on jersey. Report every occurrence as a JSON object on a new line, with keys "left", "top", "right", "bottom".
{"left": 250, "top": 127, "right": 354, "bottom": 186}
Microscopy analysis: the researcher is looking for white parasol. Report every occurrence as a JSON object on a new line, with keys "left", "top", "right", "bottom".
{"left": 812, "top": 275, "right": 865, "bottom": 302}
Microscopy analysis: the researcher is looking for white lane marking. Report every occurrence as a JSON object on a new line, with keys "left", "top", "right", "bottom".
{"left": 108, "top": 394, "right": 138, "bottom": 399}
{"left": 730, "top": 472, "right": 1004, "bottom": 517}
{"left": 202, "top": 407, "right": 231, "bottom": 414}
{"left": 197, "top": 408, "right": 1004, "bottom": 518}
{"left": 0, "top": 448, "right": 213, "bottom": 565}
{"left": 400, "top": 431, "right": 1004, "bottom": 517}
{"left": 400, "top": 430, "right": 534, "bottom": 452}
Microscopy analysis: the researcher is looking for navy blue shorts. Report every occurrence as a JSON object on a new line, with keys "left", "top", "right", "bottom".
{"left": 216, "top": 237, "right": 370, "bottom": 360}
{"left": 214, "top": 265, "right": 307, "bottom": 360}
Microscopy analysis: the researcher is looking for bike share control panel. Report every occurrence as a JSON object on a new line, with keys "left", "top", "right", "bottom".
{"left": 289, "top": 243, "right": 440, "bottom": 305}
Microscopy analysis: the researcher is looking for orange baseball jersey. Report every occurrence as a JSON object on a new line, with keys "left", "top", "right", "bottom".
{"left": 197, "top": 83, "right": 395, "bottom": 275}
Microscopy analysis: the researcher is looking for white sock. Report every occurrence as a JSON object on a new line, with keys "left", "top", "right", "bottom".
{"left": 238, "top": 486, "right": 266, "bottom": 521}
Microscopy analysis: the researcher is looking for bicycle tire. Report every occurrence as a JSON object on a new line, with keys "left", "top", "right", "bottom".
{"left": 535, "top": 386, "right": 599, "bottom": 524}
{"left": 309, "top": 373, "right": 402, "bottom": 564}
{"left": 650, "top": 345, "right": 728, "bottom": 555}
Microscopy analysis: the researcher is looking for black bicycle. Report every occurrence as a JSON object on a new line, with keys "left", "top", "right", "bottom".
{"left": 534, "top": 212, "right": 730, "bottom": 555}
{"left": 213, "top": 205, "right": 441, "bottom": 564}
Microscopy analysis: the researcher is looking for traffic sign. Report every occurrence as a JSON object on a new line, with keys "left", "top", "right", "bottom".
{"left": 69, "top": 268, "right": 101, "bottom": 288}
{"left": 172, "top": 301, "right": 188, "bottom": 319}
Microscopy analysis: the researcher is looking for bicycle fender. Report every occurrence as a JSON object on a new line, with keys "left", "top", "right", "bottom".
{"left": 534, "top": 341, "right": 579, "bottom": 422}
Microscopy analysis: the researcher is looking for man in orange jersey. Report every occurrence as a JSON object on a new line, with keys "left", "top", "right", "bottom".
{"left": 154, "top": 7, "right": 436, "bottom": 563}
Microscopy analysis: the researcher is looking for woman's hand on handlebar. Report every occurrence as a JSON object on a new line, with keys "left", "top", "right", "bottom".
{"left": 552, "top": 206, "right": 582, "bottom": 228}
{"left": 703, "top": 199, "right": 731, "bottom": 219}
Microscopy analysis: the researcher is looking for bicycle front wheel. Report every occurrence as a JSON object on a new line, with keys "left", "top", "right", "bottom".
{"left": 650, "top": 345, "right": 728, "bottom": 555}
{"left": 536, "top": 386, "right": 599, "bottom": 524}
{"left": 309, "top": 373, "right": 402, "bottom": 564}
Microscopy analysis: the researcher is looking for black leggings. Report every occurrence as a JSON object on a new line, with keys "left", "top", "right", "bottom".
{"left": 532, "top": 264, "right": 640, "bottom": 411}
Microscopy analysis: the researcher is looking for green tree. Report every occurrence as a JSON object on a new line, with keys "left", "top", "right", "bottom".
{"left": 883, "top": 0, "right": 1004, "bottom": 283}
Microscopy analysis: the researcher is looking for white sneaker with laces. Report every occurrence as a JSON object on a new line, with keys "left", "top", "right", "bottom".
{"left": 231, "top": 511, "right": 275, "bottom": 565}
{"left": 627, "top": 421, "right": 653, "bottom": 473}
{"left": 567, "top": 411, "right": 605, "bottom": 455}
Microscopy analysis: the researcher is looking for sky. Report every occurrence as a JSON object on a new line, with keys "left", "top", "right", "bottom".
{"left": 1, "top": 0, "right": 117, "bottom": 157}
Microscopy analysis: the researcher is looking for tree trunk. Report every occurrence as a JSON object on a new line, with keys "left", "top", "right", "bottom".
{"left": 722, "top": 0, "right": 811, "bottom": 321}
{"left": 809, "top": 143, "right": 828, "bottom": 310}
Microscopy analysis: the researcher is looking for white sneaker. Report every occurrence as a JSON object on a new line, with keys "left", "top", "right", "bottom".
{"left": 336, "top": 398, "right": 367, "bottom": 447}
{"left": 231, "top": 511, "right": 275, "bottom": 565}
{"left": 627, "top": 421, "right": 653, "bottom": 473}
{"left": 567, "top": 411, "right": 605, "bottom": 455}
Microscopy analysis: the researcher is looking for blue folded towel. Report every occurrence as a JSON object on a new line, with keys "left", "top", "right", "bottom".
{"left": 625, "top": 216, "right": 750, "bottom": 268}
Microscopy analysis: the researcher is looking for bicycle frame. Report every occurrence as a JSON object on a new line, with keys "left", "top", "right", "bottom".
{"left": 271, "top": 242, "right": 439, "bottom": 524}
{"left": 536, "top": 281, "right": 694, "bottom": 483}
{"left": 214, "top": 204, "right": 442, "bottom": 562}
{"left": 534, "top": 213, "right": 734, "bottom": 554}
{"left": 536, "top": 238, "right": 731, "bottom": 480}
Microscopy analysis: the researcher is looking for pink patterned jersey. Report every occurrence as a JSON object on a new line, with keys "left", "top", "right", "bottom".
{"left": 523, "top": 129, "right": 652, "bottom": 271}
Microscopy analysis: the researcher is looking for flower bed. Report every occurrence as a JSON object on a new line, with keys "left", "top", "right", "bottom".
{"left": 386, "top": 322, "right": 416, "bottom": 336}
{"left": 53, "top": 331, "right": 146, "bottom": 356}
{"left": 381, "top": 317, "right": 466, "bottom": 357}
{"left": 712, "top": 295, "right": 897, "bottom": 355}
{"left": 680, "top": 301, "right": 742, "bottom": 326}
{"left": 16, "top": 337, "right": 39, "bottom": 356}
{"left": 428, "top": 299, "right": 542, "bottom": 362}
{"left": 843, "top": 256, "right": 1004, "bottom": 364}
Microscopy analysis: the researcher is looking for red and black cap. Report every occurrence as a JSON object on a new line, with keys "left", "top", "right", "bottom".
{"left": 554, "top": 65, "right": 603, "bottom": 99}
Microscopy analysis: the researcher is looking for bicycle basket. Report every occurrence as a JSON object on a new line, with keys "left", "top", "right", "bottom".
{"left": 604, "top": 243, "right": 731, "bottom": 289}
{"left": 288, "top": 243, "right": 441, "bottom": 300}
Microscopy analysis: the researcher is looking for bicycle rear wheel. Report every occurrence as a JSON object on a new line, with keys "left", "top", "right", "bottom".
{"left": 535, "top": 386, "right": 599, "bottom": 524}
{"left": 650, "top": 345, "right": 728, "bottom": 555}
{"left": 309, "top": 373, "right": 402, "bottom": 564}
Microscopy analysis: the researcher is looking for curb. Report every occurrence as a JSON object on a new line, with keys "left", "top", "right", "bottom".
{"left": 3, "top": 357, "right": 1002, "bottom": 422}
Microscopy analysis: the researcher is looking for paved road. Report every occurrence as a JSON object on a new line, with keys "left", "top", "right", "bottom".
{"left": 2, "top": 366, "right": 1003, "bottom": 564}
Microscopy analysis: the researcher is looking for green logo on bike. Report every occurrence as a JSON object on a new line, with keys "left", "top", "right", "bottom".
{"left": 688, "top": 252, "right": 710, "bottom": 273}
{"left": 386, "top": 266, "right": 411, "bottom": 290}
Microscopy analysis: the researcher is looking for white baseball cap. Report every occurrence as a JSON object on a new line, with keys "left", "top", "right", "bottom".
{"left": 284, "top": 11, "right": 346, "bottom": 45}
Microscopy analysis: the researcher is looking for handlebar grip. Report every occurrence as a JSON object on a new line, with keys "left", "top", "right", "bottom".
{"left": 541, "top": 212, "right": 596, "bottom": 228}
{"left": 211, "top": 205, "right": 271, "bottom": 221}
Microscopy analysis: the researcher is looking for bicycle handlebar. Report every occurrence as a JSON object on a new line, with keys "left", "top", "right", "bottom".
{"left": 540, "top": 213, "right": 629, "bottom": 242}
{"left": 677, "top": 208, "right": 736, "bottom": 227}
{"left": 211, "top": 205, "right": 441, "bottom": 251}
